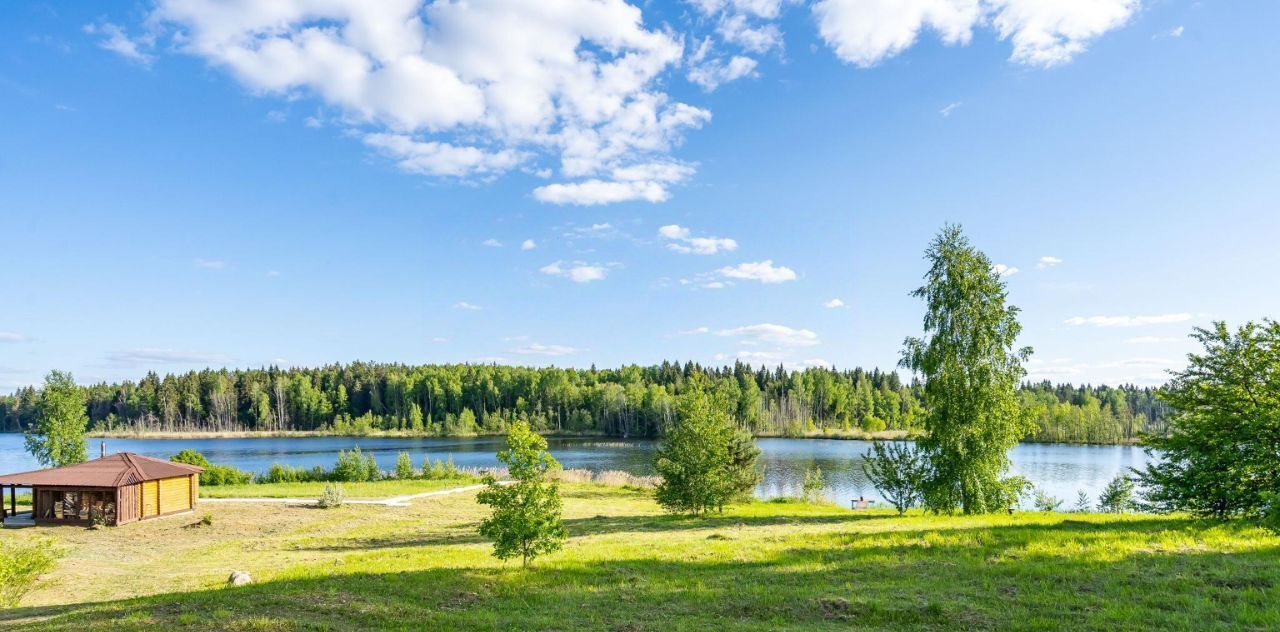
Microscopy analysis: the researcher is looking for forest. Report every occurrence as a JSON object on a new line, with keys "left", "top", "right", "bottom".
{"left": 0, "top": 361, "right": 1168, "bottom": 444}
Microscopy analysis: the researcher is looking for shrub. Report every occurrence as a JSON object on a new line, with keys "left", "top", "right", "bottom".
{"left": 477, "top": 421, "right": 565, "bottom": 567}
{"left": 333, "top": 448, "right": 380, "bottom": 482}
{"left": 318, "top": 484, "right": 345, "bottom": 509}
{"left": 1073, "top": 491, "right": 1092, "bottom": 513}
{"left": 395, "top": 451, "right": 415, "bottom": 480}
{"left": 424, "top": 455, "right": 463, "bottom": 480}
{"left": 200, "top": 512, "right": 214, "bottom": 526}
{"left": 260, "top": 463, "right": 313, "bottom": 484}
{"left": 1032, "top": 488, "right": 1063, "bottom": 512}
{"left": 1098, "top": 475, "right": 1137, "bottom": 513}
{"left": 802, "top": 466, "right": 826, "bottom": 502}
{"left": 170, "top": 449, "right": 211, "bottom": 468}
{"left": 862, "top": 442, "right": 926, "bottom": 515}
{"left": 202, "top": 464, "right": 253, "bottom": 486}
{"left": 0, "top": 539, "right": 59, "bottom": 608}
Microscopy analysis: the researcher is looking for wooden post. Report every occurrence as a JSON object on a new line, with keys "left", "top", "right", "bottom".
{"left": 9, "top": 485, "right": 15, "bottom": 517}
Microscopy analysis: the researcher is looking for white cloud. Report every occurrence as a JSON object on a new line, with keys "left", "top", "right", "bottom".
{"left": 510, "top": 342, "right": 579, "bottom": 356}
{"left": 1125, "top": 336, "right": 1181, "bottom": 344}
{"left": 658, "top": 224, "right": 739, "bottom": 255}
{"left": 106, "top": 349, "right": 233, "bottom": 366}
{"left": 195, "top": 258, "right": 226, "bottom": 269}
{"left": 940, "top": 101, "right": 962, "bottom": 117}
{"left": 453, "top": 301, "right": 482, "bottom": 310}
{"left": 813, "top": 0, "right": 1139, "bottom": 69}
{"left": 540, "top": 261, "right": 609, "bottom": 283}
{"left": 688, "top": 54, "right": 759, "bottom": 92}
{"left": 717, "top": 260, "right": 797, "bottom": 283}
{"left": 144, "top": 0, "right": 708, "bottom": 203}
{"left": 992, "top": 263, "right": 1019, "bottom": 277}
{"left": 716, "top": 323, "right": 819, "bottom": 346}
{"left": 482, "top": 238, "right": 503, "bottom": 248}
{"left": 679, "top": 326, "right": 711, "bottom": 335}
{"left": 0, "top": 332, "right": 31, "bottom": 343}
{"left": 1037, "top": 256, "right": 1063, "bottom": 269}
{"left": 430, "top": 336, "right": 449, "bottom": 343}
{"left": 362, "top": 133, "right": 526, "bottom": 178}
{"left": 823, "top": 298, "right": 846, "bottom": 309}
{"left": 84, "top": 22, "right": 153, "bottom": 65}
{"left": 1064, "top": 313, "right": 1192, "bottom": 327}
{"left": 521, "top": 239, "right": 537, "bottom": 251}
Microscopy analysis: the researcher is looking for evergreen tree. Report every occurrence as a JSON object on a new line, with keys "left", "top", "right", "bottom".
{"left": 476, "top": 421, "right": 566, "bottom": 567}
{"left": 901, "top": 225, "right": 1035, "bottom": 514}
{"left": 25, "top": 370, "right": 89, "bottom": 467}
{"left": 654, "top": 377, "right": 761, "bottom": 514}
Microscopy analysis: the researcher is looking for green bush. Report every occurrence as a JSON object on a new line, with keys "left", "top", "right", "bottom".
{"left": 802, "top": 466, "right": 826, "bottom": 502}
{"left": 201, "top": 464, "right": 253, "bottom": 486}
{"left": 170, "top": 449, "right": 211, "bottom": 468}
{"left": 259, "top": 463, "right": 325, "bottom": 484}
{"left": 332, "top": 448, "right": 380, "bottom": 482}
{"left": 1098, "top": 475, "right": 1137, "bottom": 513}
{"left": 1032, "top": 489, "right": 1063, "bottom": 512}
{"left": 395, "top": 451, "right": 415, "bottom": 479}
{"left": 0, "top": 539, "right": 59, "bottom": 608}
{"left": 862, "top": 442, "right": 926, "bottom": 515}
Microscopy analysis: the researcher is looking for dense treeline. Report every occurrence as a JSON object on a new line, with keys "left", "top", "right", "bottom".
{"left": 0, "top": 362, "right": 1167, "bottom": 443}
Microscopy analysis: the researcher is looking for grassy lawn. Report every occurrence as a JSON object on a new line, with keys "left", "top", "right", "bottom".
{"left": 0, "top": 484, "right": 1276, "bottom": 631}
{"left": 200, "top": 478, "right": 477, "bottom": 500}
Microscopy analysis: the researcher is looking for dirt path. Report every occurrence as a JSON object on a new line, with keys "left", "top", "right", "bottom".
{"left": 200, "top": 482, "right": 504, "bottom": 507}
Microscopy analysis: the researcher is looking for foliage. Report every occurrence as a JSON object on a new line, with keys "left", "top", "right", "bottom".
{"left": 900, "top": 225, "right": 1036, "bottom": 514}
{"left": 203, "top": 464, "right": 253, "bottom": 486}
{"left": 476, "top": 421, "right": 566, "bottom": 567}
{"left": 425, "top": 456, "right": 463, "bottom": 480}
{"left": 801, "top": 466, "right": 826, "bottom": 502}
{"left": 395, "top": 451, "right": 415, "bottom": 479}
{"left": 24, "top": 370, "right": 89, "bottom": 467}
{"left": 0, "top": 538, "right": 59, "bottom": 608}
{"left": 862, "top": 441, "right": 926, "bottom": 515}
{"left": 654, "top": 377, "right": 761, "bottom": 515}
{"left": 200, "top": 512, "right": 214, "bottom": 526}
{"left": 318, "top": 484, "right": 345, "bottom": 509}
{"left": 1137, "top": 320, "right": 1280, "bottom": 519}
{"left": 1032, "top": 489, "right": 1064, "bottom": 512}
{"left": 1097, "top": 475, "right": 1137, "bottom": 514}
{"left": 1073, "top": 491, "right": 1092, "bottom": 513}
{"left": 259, "top": 463, "right": 324, "bottom": 484}
{"left": 170, "top": 449, "right": 211, "bottom": 468}
{"left": 332, "top": 448, "right": 380, "bottom": 482}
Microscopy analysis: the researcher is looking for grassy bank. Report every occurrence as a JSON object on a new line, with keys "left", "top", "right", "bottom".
{"left": 80, "top": 430, "right": 610, "bottom": 440}
{"left": 1, "top": 482, "right": 1277, "bottom": 630}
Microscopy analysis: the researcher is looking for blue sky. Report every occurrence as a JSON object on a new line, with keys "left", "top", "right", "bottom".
{"left": 1, "top": 0, "right": 1277, "bottom": 390}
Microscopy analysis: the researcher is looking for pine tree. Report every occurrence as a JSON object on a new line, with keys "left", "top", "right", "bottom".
{"left": 654, "top": 377, "right": 761, "bottom": 514}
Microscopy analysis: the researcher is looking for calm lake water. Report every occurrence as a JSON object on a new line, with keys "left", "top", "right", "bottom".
{"left": 0, "top": 434, "right": 1154, "bottom": 508}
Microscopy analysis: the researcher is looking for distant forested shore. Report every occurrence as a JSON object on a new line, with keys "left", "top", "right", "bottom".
{"left": 0, "top": 361, "right": 1169, "bottom": 445}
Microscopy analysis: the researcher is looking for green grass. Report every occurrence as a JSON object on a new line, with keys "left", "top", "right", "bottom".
{"left": 200, "top": 478, "right": 477, "bottom": 499}
{"left": 1, "top": 484, "right": 1276, "bottom": 631}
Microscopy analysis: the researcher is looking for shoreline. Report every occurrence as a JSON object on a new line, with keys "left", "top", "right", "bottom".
{"left": 45, "top": 428, "right": 1143, "bottom": 446}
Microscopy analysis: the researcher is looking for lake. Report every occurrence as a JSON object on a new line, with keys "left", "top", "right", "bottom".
{"left": 0, "top": 434, "right": 1154, "bottom": 509}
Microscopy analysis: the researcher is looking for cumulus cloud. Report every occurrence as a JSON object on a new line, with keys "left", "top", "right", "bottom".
{"left": 453, "top": 301, "right": 482, "bottom": 310}
{"left": 823, "top": 298, "right": 846, "bottom": 309}
{"left": 688, "top": 54, "right": 758, "bottom": 91}
{"left": 717, "top": 260, "right": 797, "bottom": 283}
{"left": 540, "top": 261, "right": 609, "bottom": 283}
{"left": 716, "top": 323, "right": 819, "bottom": 346}
{"left": 1065, "top": 313, "right": 1192, "bottom": 327}
{"left": 1037, "top": 256, "right": 1063, "bottom": 269}
{"left": 482, "top": 238, "right": 503, "bottom": 248}
{"left": 813, "top": 0, "right": 1140, "bottom": 69}
{"left": 521, "top": 239, "right": 537, "bottom": 251}
{"left": 992, "top": 263, "right": 1019, "bottom": 277}
{"left": 658, "top": 224, "right": 738, "bottom": 255}
{"left": 142, "top": 0, "right": 709, "bottom": 202}
{"left": 510, "top": 342, "right": 579, "bottom": 356}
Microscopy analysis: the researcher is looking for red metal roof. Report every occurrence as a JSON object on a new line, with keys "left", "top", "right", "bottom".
{"left": 0, "top": 452, "right": 203, "bottom": 487}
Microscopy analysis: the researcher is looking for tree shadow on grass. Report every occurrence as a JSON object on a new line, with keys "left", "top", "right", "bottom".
{"left": 5, "top": 518, "right": 1276, "bottom": 632}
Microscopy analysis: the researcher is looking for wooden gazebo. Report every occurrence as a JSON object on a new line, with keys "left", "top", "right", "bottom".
{"left": 0, "top": 453, "right": 203, "bottom": 526}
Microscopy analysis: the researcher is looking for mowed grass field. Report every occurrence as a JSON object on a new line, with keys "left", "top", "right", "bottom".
{"left": 200, "top": 478, "right": 475, "bottom": 499}
{"left": 1, "top": 481, "right": 1277, "bottom": 631}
